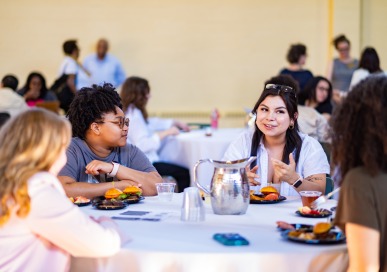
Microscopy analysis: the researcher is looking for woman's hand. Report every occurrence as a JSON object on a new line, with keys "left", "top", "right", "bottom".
{"left": 271, "top": 153, "right": 299, "bottom": 185}
{"left": 85, "top": 160, "right": 114, "bottom": 175}
{"left": 246, "top": 165, "right": 260, "bottom": 186}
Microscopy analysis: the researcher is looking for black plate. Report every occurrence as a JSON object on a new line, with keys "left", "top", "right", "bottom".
{"left": 295, "top": 209, "right": 332, "bottom": 218}
{"left": 95, "top": 203, "right": 127, "bottom": 210}
{"left": 74, "top": 201, "right": 91, "bottom": 207}
{"left": 277, "top": 223, "right": 313, "bottom": 232}
{"left": 281, "top": 229, "right": 346, "bottom": 245}
{"left": 92, "top": 195, "right": 143, "bottom": 205}
{"left": 250, "top": 195, "right": 286, "bottom": 204}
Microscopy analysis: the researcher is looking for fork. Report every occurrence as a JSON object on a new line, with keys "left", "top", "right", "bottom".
{"left": 311, "top": 187, "right": 341, "bottom": 209}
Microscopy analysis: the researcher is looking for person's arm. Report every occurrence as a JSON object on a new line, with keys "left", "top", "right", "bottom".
{"left": 28, "top": 174, "right": 122, "bottom": 257}
{"left": 346, "top": 223, "right": 380, "bottom": 272}
{"left": 271, "top": 153, "right": 326, "bottom": 193}
{"left": 66, "top": 74, "right": 77, "bottom": 94}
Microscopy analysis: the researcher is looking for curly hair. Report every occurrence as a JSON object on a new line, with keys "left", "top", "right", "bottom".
{"left": 286, "top": 44, "right": 307, "bottom": 64}
{"left": 120, "top": 76, "right": 150, "bottom": 121}
{"left": 250, "top": 75, "right": 302, "bottom": 167}
{"left": 0, "top": 109, "right": 71, "bottom": 226}
{"left": 67, "top": 83, "right": 122, "bottom": 139}
{"left": 330, "top": 76, "right": 387, "bottom": 184}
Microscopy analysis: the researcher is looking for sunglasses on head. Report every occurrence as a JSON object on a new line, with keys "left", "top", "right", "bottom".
{"left": 264, "top": 84, "right": 296, "bottom": 98}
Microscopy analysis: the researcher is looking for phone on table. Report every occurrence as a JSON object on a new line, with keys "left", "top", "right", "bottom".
{"left": 213, "top": 233, "right": 249, "bottom": 246}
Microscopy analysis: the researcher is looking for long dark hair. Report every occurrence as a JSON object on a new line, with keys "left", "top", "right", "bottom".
{"left": 120, "top": 76, "right": 150, "bottom": 121}
{"left": 20, "top": 72, "right": 49, "bottom": 100}
{"left": 250, "top": 75, "right": 302, "bottom": 167}
{"left": 358, "top": 47, "right": 382, "bottom": 73}
{"left": 299, "top": 76, "right": 333, "bottom": 105}
{"left": 330, "top": 76, "right": 387, "bottom": 184}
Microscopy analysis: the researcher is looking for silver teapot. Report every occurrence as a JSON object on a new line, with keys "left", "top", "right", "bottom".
{"left": 194, "top": 157, "right": 256, "bottom": 215}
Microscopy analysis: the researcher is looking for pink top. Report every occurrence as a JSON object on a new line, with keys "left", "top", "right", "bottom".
{"left": 0, "top": 172, "right": 121, "bottom": 272}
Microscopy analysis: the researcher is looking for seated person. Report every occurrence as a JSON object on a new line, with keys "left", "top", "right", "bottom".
{"left": 0, "top": 74, "right": 29, "bottom": 116}
{"left": 223, "top": 75, "right": 330, "bottom": 196}
{"left": 120, "top": 76, "right": 190, "bottom": 192}
{"left": 58, "top": 83, "right": 161, "bottom": 198}
{"left": 299, "top": 76, "right": 333, "bottom": 120}
{"left": 0, "top": 109, "right": 123, "bottom": 271}
{"left": 332, "top": 76, "right": 387, "bottom": 271}
{"left": 17, "top": 72, "right": 57, "bottom": 107}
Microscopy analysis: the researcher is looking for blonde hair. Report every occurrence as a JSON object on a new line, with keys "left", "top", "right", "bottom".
{"left": 0, "top": 109, "right": 71, "bottom": 226}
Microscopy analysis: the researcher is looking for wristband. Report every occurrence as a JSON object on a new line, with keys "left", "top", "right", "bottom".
{"left": 292, "top": 177, "right": 303, "bottom": 188}
{"left": 108, "top": 162, "right": 120, "bottom": 177}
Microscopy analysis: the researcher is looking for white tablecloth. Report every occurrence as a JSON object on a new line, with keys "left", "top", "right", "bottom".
{"left": 158, "top": 128, "right": 247, "bottom": 186}
{"left": 71, "top": 194, "right": 348, "bottom": 272}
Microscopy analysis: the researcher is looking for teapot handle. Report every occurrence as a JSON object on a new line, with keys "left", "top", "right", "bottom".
{"left": 194, "top": 159, "right": 212, "bottom": 195}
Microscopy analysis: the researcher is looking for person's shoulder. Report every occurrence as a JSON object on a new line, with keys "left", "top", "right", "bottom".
{"left": 342, "top": 167, "right": 372, "bottom": 188}
{"left": 279, "top": 68, "right": 290, "bottom": 74}
{"left": 28, "top": 172, "right": 59, "bottom": 191}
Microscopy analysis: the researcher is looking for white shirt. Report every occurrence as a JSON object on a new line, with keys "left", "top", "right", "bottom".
{"left": 222, "top": 129, "right": 330, "bottom": 196}
{"left": 58, "top": 56, "right": 78, "bottom": 76}
{"left": 349, "top": 68, "right": 387, "bottom": 90}
{"left": 126, "top": 105, "right": 173, "bottom": 163}
{"left": 0, "top": 87, "right": 29, "bottom": 116}
{"left": 297, "top": 105, "right": 329, "bottom": 143}
{"left": 0, "top": 172, "right": 121, "bottom": 272}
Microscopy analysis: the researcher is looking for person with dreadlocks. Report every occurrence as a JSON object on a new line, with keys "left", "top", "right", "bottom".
{"left": 332, "top": 76, "right": 387, "bottom": 271}
{"left": 223, "top": 75, "right": 330, "bottom": 196}
{"left": 58, "top": 83, "right": 161, "bottom": 198}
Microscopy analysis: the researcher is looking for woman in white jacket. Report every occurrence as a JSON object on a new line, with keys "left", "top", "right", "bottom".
{"left": 0, "top": 109, "right": 123, "bottom": 272}
{"left": 120, "top": 76, "right": 190, "bottom": 192}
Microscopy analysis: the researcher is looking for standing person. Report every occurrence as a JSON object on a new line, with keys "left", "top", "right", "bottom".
{"left": 327, "top": 34, "right": 358, "bottom": 103}
{"left": 279, "top": 43, "right": 313, "bottom": 92}
{"left": 58, "top": 83, "right": 161, "bottom": 199}
{"left": 120, "top": 76, "right": 191, "bottom": 192}
{"left": 223, "top": 75, "right": 329, "bottom": 196}
{"left": 55, "top": 40, "right": 80, "bottom": 112}
{"left": 0, "top": 74, "right": 28, "bottom": 116}
{"left": 17, "top": 72, "right": 57, "bottom": 107}
{"left": 0, "top": 109, "right": 123, "bottom": 272}
{"left": 332, "top": 76, "right": 387, "bottom": 271}
{"left": 299, "top": 76, "right": 333, "bottom": 120}
{"left": 81, "top": 38, "right": 126, "bottom": 88}
{"left": 349, "top": 47, "right": 385, "bottom": 90}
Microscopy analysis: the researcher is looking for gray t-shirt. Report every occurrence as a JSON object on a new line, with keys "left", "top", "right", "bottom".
{"left": 59, "top": 137, "right": 156, "bottom": 183}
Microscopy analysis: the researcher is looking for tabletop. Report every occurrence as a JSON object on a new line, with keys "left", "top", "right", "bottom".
{"left": 71, "top": 193, "right": 348, "bottom": 272}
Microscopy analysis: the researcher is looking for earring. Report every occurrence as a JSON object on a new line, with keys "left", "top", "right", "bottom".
{"left": 289, "top": 124, "right": 294, "bottom": 130}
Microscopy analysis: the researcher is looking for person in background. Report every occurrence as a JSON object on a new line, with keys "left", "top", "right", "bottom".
{"left": 58, "top": 83, "right": 161, "bottom": 199}
{"left": 0, "top": 74, "right": 29, "bottom": 116}
{"left": 332, "top": 76, "right": 387, "bottom": 271}
{"left": 120, "top": 76, "right": 190, "bottom": 192}
{"left": 17, "top": 72, "right": 57, "bottom": 107}
{"left": 327, "top": 34, "right": 358, "bottom": 104}
{"left": 349, "top": 47, "right": 385, "bottom": 90}
{"left": 299, "top": 76, "right": 333, "bottom": 120}
{"left": 279, "top": 43, "right": 313, "bottom": 92}
{"left": 58, "top": 40, "right": 80, "bottom": 95}
{"left": 81, "top": 38, "right": 126, "bottom": 88}
{"left": 223, "top": 75, "right": 329, "bottom": 196}
{"left": 0, "top": 109, "right": 124, "bottom": 272}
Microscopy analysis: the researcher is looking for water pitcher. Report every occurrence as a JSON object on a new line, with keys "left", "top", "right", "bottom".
{"left": 194, "top": 157, "right": 256, "bottom": 215}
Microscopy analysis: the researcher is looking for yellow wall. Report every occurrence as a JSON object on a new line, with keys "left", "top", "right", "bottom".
{"left": 0, "top": 0, "right": 385, "bottom": 115}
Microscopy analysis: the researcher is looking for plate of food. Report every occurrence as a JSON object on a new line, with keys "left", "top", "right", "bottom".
{"left": 92, "top": 186, "right": 144, "bottom": 210}
{"left": 69, "top": 196, "right": 91, "bottom": 207}
{"left": 295, "top": 206, "right": 332, "bottom": 218}
{"left": 276, "top": 221, "right": 313, "bottom": 232}
{"left": 250, "top": 186, "right": 286, "bottom": 204}
{"left": 281, "top": 222, "right": 346, "bottom": 245}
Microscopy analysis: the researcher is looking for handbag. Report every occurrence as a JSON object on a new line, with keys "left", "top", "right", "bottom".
{"left": 50, "top": 73, "right": 74, "bottom": 113}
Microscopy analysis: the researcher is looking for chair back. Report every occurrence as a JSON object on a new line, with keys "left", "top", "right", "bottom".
{"left": 35, "top": 101, "right": 60, "bottom": 114}
{"left": 325, "top": 174, "right": 334, "bottom": 195}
